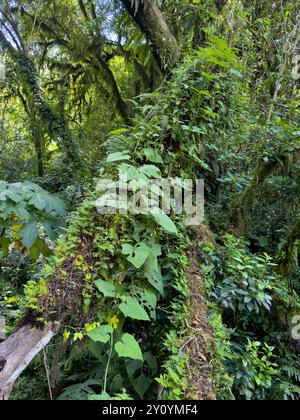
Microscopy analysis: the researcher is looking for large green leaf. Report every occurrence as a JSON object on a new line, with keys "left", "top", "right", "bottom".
{"left": 29, "top": 238, "right": 52, "bottom": 261}
{"left": 140, "top": 165, "right": 161, "bottom": 179}
{"left": 29, "top": 194, "right": 47, "bottom": 211}
{"left": 95, "top": 280, "right": 116, "bottom": 297}
{"left": 153, "top": 212, "right": 178, "bottom": 234}
{"left": 131, "top": 373, "right": 152, "bottom": 399}
{"left": 107, "top": 151, "right": 130, "bottom": 163}
{"left": 115, "top": 333, "right": 143, "bottom": 361}
{"left": 144, "top": 242, "right": 164, "bottom": 296}
{"left": 122, "top": 242, "right": 150, "bottom": 269}
{"left": 144, "top": 148, "right": 164, "bottom": 164}
{"left": 42, "top": 221, "right": 58, "bottom": 241}
{"left": 119, "top": 296, "right": 150, "bottom": 321}
{"left": 6, "top": 188, "right": 23, "bottom": 203}
{"left": 13, "top": 204, "right": 30, "bottom": 221}
{"left": 20, "top": 221, "right": 38, "bottom": 249}
{"left": 87, "top": 325, "right": 113, "bottom": 343}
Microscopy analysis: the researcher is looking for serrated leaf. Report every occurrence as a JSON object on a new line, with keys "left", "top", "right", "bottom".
{"left": 6, "top": 188, "right": 22, "bottom": 203}
{"left": 42, "top": 221, "right": 57, "bottom": 241}
{"left": 29, "top": 238, "right": 52, "bottom": 261}
{"left": 29, "top": 194, "right": 47, "bottom": 211}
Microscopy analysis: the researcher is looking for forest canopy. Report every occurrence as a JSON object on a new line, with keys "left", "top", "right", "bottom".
{"left": 0, "top": 0, "right": 300, "bottom": 402}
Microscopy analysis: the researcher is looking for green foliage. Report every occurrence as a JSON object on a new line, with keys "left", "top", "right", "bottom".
{"left": 201, "top": 236, "right": 300, "bottom": 400}
{"left": 0, "top": 181, "right": 65, "bottom": 260}
{"left": 208, "top": 310, "right": 235, "bottom": 400}
{"left": 204, "top": 235, "right": 275, "bottom": 316}
{"left": 24, "top": 279, "right": 48, "bottom": 311}
{"left": 156, "top": 331, "right": 188, "bottom": 400}
{"left": 119, "top": 297, "right": 150, "bottom": 321}
{"left": 227, "top": 340, "right": 278, "bottom": 400}
{"left": 2, "top": 0, "right": 300, "bottom": 402}
{"left": 87, "top": 325, "right": 114, "bottom": 344}
{"left": 115, "top": 333, "right": 143, "bottom": 361}
{"left": 88, "top": 390, "right": 133, "bottom": 400}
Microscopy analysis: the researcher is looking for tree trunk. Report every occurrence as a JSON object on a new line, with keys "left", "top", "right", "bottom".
{"left": 76, "top": 1, "right": 131, "bottom": 121}
{"left": 16, "top": 54, "right": 79, "bottom": 165}
{"left": 32, "top": 119, "right": 45, "bottom": 177}
{"left": 0, "top": 324, "right": 55, "bottom": 400}
{"left": 277, "top": 216, "right": 300, "bottom": 276}
{"left": 1, "top": 27, "right": 79, "bottom": 167}
{"left": 120, "top": 0, "right": 181, "bottom": 73}
{"left": 95, "top": 53, "right": 131, "bottom": 122}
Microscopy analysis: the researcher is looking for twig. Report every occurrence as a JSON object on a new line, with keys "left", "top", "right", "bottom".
{"left": 43, "top": 348, "right": 53, "bottom": 401}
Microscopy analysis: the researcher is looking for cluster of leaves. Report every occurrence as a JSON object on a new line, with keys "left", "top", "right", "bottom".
{"left": 227, "top": 340, "right": 278, "bottom": 400}
{"left": 204, "top": 234, "right": 275, "bottom": 316}
{"left": 201, "top": 236, "right": 300, "bottom": 400}
{"left": 0, "top": 181, "right": 65, "bottom": 260}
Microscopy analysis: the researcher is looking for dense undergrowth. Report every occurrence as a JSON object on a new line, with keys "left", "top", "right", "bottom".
{"left": 1, "top": 0, "right": 300, "bottom": 401}
{"left": 202, "top": 236, "right": 300, "bottom": 400}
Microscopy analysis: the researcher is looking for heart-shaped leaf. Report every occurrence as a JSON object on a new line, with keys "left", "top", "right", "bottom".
{"left": 115, "top": 333, "right": 143, "bottom": 361}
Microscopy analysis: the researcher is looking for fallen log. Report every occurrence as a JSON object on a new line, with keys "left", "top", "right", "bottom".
{"left": 0, "top": 323, "right": 55, "bottom": 400}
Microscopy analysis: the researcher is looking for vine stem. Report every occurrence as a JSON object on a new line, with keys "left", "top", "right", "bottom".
{"left": 43, "top": 348, "right": 53, "bottom": 401}
{"left": 103, "top": 333, "right": 114, "bottom": 393}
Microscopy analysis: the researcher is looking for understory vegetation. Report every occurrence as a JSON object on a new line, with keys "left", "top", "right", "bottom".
{"left": 0, "top": 0, "right": 300, "bottom": 401}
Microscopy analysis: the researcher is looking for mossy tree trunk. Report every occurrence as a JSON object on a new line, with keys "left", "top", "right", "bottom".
{"left": 120, "top": 0, "right": 181, "bottom": 73}
{"left": 15, "top": 53, "right": 79, "bottom": 166}
{"left": 277, "top": 216, "right": 300, "bottom": 276}
{"left": 32, "top": 117, "right": 45, "bottom": 177}
{"left": 0, "top": 28, "right": 79, "bottom": 167}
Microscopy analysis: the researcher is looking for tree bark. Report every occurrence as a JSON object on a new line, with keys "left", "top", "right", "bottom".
{"left": 16, "top": 53, "right": 79, "bottom": 165}
{"left": 0, "top": 29, "right": 79, "bottom": 167}
{"left": 95, "top": 53, "right": 131, "bottom": 122}
{"left": 0, "top": 324, "right": 55, "bottom": 400}
{"left": 120, "top": 0, "right": 181, "bottom": 73}
{"left": 277, "top": 216, "right": 300, "bottom": 276}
